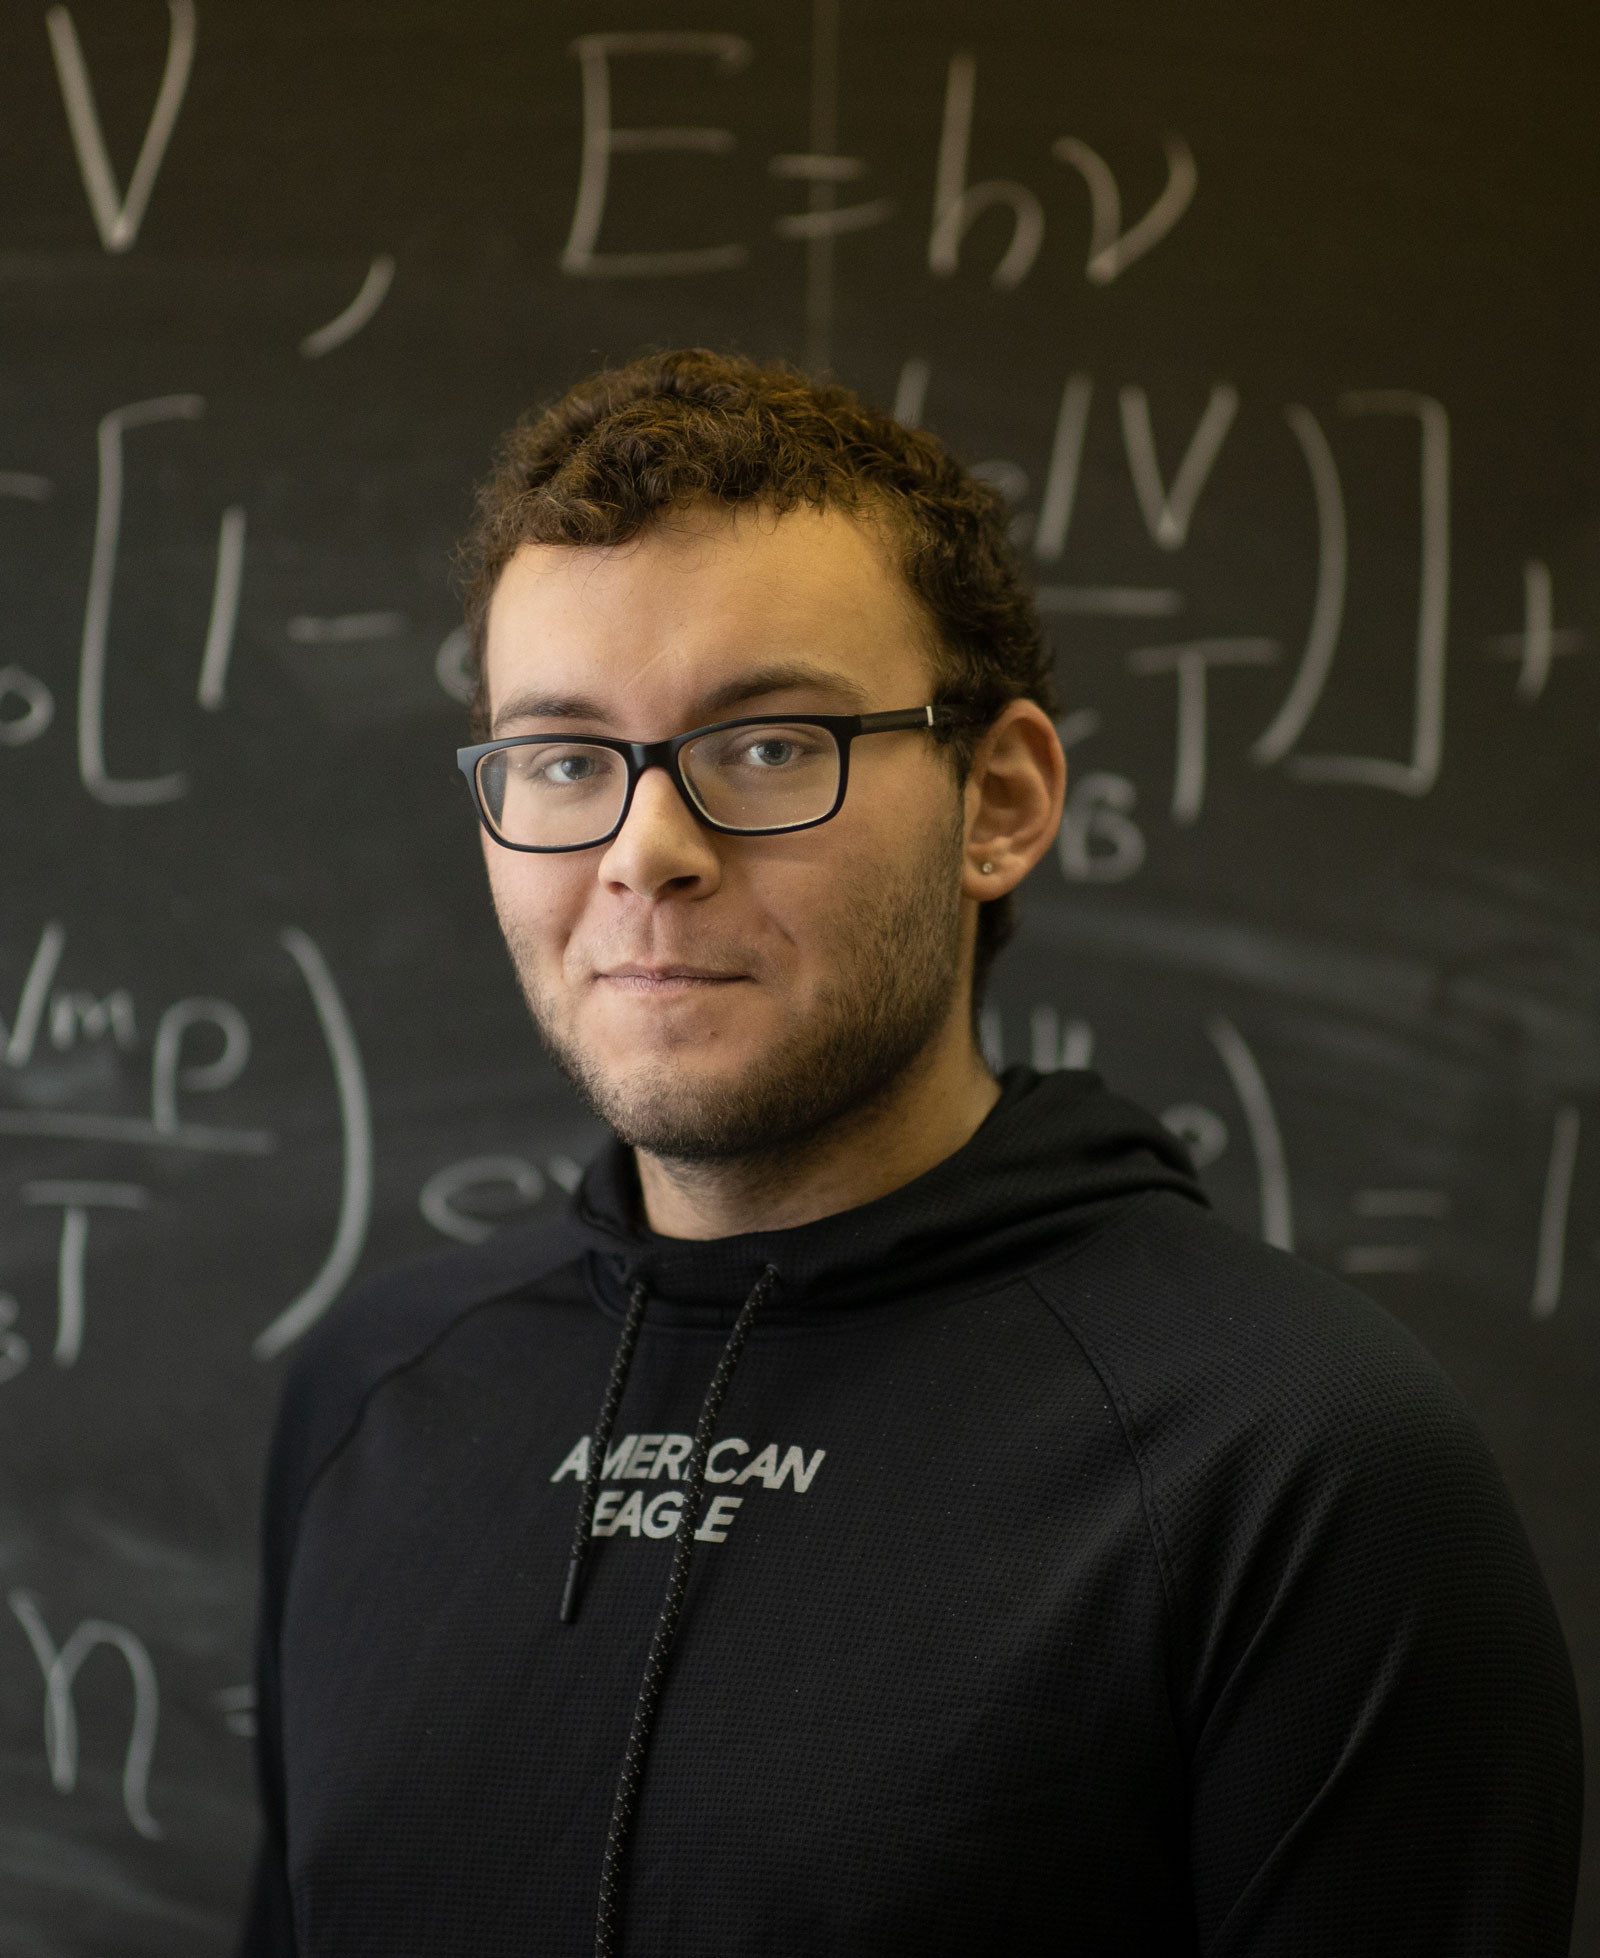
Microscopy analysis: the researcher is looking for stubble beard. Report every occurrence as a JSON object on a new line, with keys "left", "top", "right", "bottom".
{"left": 499, "top": 835, "right": 969, "bottom": 1172}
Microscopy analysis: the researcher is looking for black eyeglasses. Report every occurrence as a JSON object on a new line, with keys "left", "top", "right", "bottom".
{"left": 457, "top": 704, "right": 975, "bottom": 853}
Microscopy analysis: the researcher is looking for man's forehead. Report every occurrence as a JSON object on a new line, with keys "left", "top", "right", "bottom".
{"left": 484, "top": 503, "right": 935, "bottom": 727}
{"left": 489, "top": 661, "right": 876, "bottom": 735}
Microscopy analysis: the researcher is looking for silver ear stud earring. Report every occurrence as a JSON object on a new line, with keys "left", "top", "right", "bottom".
{"left": 979, "top": 861, "right": 994, "bottom": 874}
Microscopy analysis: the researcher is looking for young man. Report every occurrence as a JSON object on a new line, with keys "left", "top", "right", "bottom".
{"left": 243, "top": 352, "right": 1581, "bottom": 1956}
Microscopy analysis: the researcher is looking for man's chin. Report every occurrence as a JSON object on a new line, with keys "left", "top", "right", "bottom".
{"left": 580, "top": 977, "right": 797, "bottom": 1066}
{"left": 567, "top": 1056, "right": 789, "bottom": 1161}
{"left": 548, "top": 1009, "right": 944, "bottom": 1167}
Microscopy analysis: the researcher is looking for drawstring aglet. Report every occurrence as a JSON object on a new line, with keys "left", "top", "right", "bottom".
{"left": 559, "top": 1557, "right": 583, "bottom": 1625}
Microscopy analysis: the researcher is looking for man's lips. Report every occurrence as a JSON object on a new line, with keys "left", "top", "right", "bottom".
{"left": 595, "top": 964, "right": 749, "bottom": 990}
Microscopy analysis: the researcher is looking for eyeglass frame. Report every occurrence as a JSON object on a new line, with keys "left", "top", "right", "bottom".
{"left": 457, "top": 703, "right": 979, "bottom": 853}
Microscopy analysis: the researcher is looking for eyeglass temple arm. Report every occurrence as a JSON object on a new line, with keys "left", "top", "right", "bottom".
{"left": 855, "top": 705, "right": 972, "bottom": 734}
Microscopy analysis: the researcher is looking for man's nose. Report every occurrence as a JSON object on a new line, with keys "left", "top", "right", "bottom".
{"left": 595, "top": 764, "right": 722, "bottom": 899}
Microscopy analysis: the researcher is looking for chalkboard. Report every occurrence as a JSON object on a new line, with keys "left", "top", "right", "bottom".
{"left": 1, "top": 0, "right": 1596, "bottom": 1949}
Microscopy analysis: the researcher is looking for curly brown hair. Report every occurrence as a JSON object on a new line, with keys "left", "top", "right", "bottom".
{"left": 457, "top": 348, "right": 1056, "bottom": 1005}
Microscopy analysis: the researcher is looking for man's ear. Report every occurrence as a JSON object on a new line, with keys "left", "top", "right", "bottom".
{"left": 959, "top": 701, "right": 1067, "bottom": 900}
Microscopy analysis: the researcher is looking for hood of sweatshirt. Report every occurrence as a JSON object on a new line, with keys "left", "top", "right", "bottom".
{"left": 569, "top": 1066, "right": 1207, "bottom": 1326}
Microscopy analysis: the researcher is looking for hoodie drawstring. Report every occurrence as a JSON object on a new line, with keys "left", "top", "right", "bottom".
{"left": 561, "top": 1277, "right": 650, "bottom": 1624}
{"left": 568, "top": 1261, "right": 779, "bottom": 1958}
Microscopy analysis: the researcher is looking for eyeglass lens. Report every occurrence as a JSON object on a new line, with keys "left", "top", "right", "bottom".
{"left": 476, "top": 722, "right": 844, "bottom": 848}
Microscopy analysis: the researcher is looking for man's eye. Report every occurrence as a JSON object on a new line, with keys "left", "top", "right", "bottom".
{"left": 542, "top": 753, "right": 599, "bottom": 784}
{"left": 745, "top": 739, "right": 800, "bottom": 767}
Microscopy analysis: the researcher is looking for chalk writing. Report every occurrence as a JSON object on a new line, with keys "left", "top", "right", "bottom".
{"left": 253, "top": 930, "right": 372, "bottom": 1360}
{"left": 1051, "top": 132, "right": 1196, "bottom": 284}
{"left": 1352, "top": 1188, "right": 1450, "bottom": 1217}
{"left": 892, "top": 362, "right": 1175, "bottom": 613}
{"left": 1252, "top": 404, "right": 1346, "bottom": 766}
{"left": 300, "top": 255, "right": 397, "bottom": 358}
{"left": 980, "top": 1005, "right": 1101, "bottom": 1073}
{"left": 928, "top": 52, "right": 1043, "bottom": 289}
{"left": 435, "top": 625, "right": 475, "bottom": 704}
{"left": 46, "top": 0, "right": 195, "bottom": 253}
{"left": 151, "top": 999, "right": 250, "bottom": 1133}
{"left": 891, "top": 363, "right": 1197, "bottom": 624}
{"left": 419, "top": 1154, "right": 546, "bottom": 1244}
{"left": 1483, "top": 560, "right": 1588, "bottom": 703}
{"left": 1341, "top": 1188, "right": 1449, "bottom": 1275}
{"left": 1062, "top": 1019, "right": 1095, "bottom": 1069}
{"left": 2, "top": 921, "right": 66, "bottom": 1066}
{"left": 1057, "top": 771, "right": 1145, "bottom": 882}
{"left": 562, "top": 33, "right": 753, "bottom": 277}
{"left": 196, "top": 506, "right": 247, "bottom": 710}
{"left": 971, "top": 459, "right": 1028, "bottom": 506}
{"left": 213, "top": 1684, "right": 256, "bottom": 1738}
{"left": 1285, "top": 392, "right": 1450, "bottom": 795}
{"left": 287, "top": 611, "right": 405, "bottom": 644}
{"left": 773, "top": 0, "right": 893, "bottom": 371}
{"left": 78, "top": 399, "right": 245, "bottom": 804}
{"left": 1207, "top": 1016, "right": 1292, "bottom": 1251}
{"left": 0, "top": 922, "right": 272, "bottom": 1155}
{"left": 79, "top": 397, "right": 199, "bottom": 802}
{"left": 1127, "top": 637, "right": 1280, "bottom": 824}
{"left": 0, "top": 1107, "right": 273, "bottom": 1153}
{"left": 772, "top": 157, "right": 895, "bottom": 274}
{"left": 8, "top": 1590, "right": 161, "bottom": 1837}
{"left": 1118, "top": 383, "right": 1239, "bottom": 549}
{"left": 891, "top": 356, "right": 932, "bottom": 426}
{"left": 0, "top": 667, "right": 54, "bottom": 746}
{"left": 22, "top": 1179, "right": 150, "bottom": 1366}
{"left": 1160, "top": 1101, "right": 1228, "bottom": 1168}
{"left": 1054, "top": 709, "right": 1102, "bottom": 749}
{"left": 0, "top": 1294, "right": 29, "bottom": 1384}
{"left": 1029, "top": 1005, "right": 1095, "bottom": 1072}
{"left": 0, "top": 16, "right": 1591, "bottom": 1941}
{"left": 1038, "top": 586, "right": 1183, "bottom": 617}
{"left": 1532, "top": 1106, "right": 1581, "bottom": 1319}
{"left": 1021, "top": 367, "right": 1191, "bottom": 610}
{"left": 51, "top": 987, "right": 136, "bottom": 1052}
{"left": 548, "top": 1154, "right": 584, "bottom": 1193}
{"left": 1033, "top": 373, "right": 1093, "bottom": 560}
{"left": 1341, "top": 1245, "right": 1426, "bottom": 1274}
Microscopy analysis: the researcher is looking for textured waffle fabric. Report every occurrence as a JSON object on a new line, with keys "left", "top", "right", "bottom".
{"left": 242, "top": 1067, "right": 1581, "bottom": 1955}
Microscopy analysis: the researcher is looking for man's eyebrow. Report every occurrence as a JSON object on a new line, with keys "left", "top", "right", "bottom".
{"left": 491, "top": 690, "right": 606, "bottom": 731}
{"left": 490, "top": 664, "right": 873, "bottom": 735}
{"left": 693, "top": 664, "right": 872, "bottom": 716}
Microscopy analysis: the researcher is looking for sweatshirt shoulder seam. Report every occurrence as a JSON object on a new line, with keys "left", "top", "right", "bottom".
{"left": 284, "top": 1259, "right": 583, "bottom": 1553}
{"left": 1028, "top": 1267, "right": 1182, "bottom": 1625}
{"left": 1024, "top": 1206, "right": 1187, "bottom": 1719}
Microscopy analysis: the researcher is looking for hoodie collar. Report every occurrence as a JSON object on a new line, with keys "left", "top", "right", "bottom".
{"left": 571, "top": 1067, "right": 1206, "bottom": 1326}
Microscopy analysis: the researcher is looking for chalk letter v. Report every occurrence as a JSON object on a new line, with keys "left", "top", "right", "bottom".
{"left": 46, "top": 0, "right": 196, "bottom": 253}
{"left": 1053, "top": 133, "right": 1196, "bottom": 285}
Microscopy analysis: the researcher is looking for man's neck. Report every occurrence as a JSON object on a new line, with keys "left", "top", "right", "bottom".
{"left": 634, "top": 1019, "right": 1002, "bottom": 1240}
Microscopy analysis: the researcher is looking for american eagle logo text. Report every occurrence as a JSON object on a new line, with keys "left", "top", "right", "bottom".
{"left": 551, "top": 1433, "right": 826, "bottom": 1544}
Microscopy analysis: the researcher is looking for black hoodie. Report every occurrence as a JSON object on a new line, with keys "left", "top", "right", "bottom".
{"left": 241, "top": 1069, "right": 1581, "bottom": 1955}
